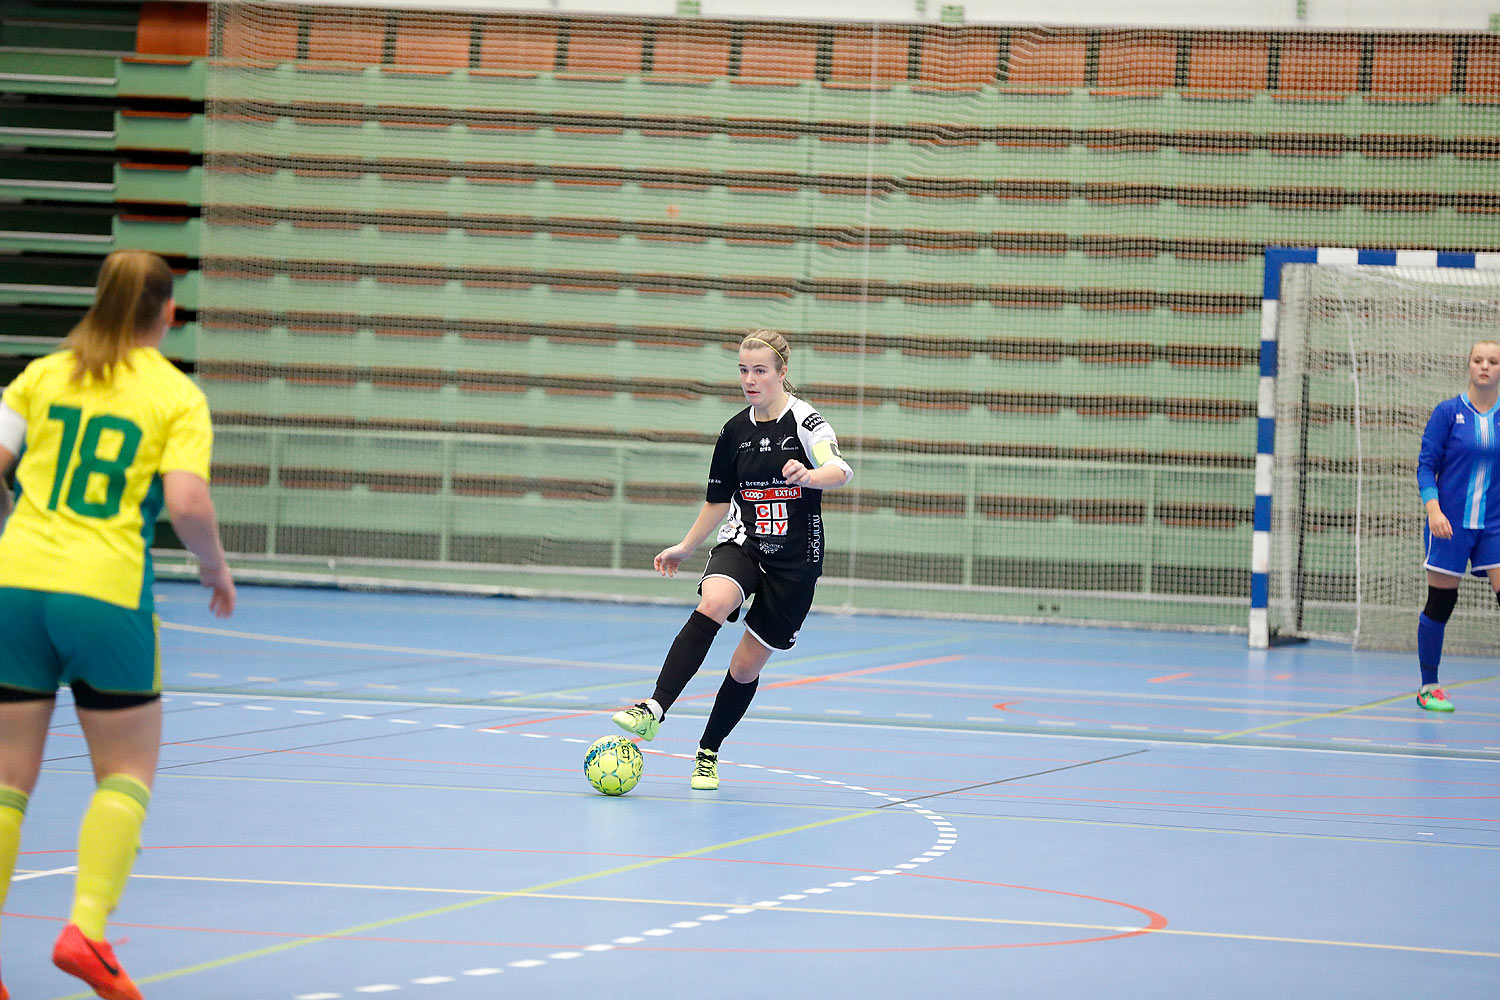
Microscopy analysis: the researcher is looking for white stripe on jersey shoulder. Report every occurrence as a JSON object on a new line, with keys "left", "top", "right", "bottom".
{"left": 0, "top": 400, "right": 25, "bottom": 455}
{"left": 750, "top": 393, "right": 799, "bottom": 425}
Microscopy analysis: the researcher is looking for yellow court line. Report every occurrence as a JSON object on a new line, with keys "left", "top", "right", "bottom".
{"left": 45, "top": 765, "right": 1500, "bottom": 853}
{"left": 1214, "top": 674, "right": 1500, "bottom": 740}
{"left": 48, "top": 806, "right": 884, "bottom": 1000}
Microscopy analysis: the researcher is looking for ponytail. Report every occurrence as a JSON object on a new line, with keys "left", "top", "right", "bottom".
{"left": 65, "top": 250, "right": 173, "bottom": 383}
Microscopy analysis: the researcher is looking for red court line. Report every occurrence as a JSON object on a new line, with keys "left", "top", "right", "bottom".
{"left": 761, "top": 654, "right": 963, "bottom": 690}
{"left": 1148, "top": 672, "right": 1192, "bottom": 683}
{"left": 478, "top": 711, "right": 597, "bottom": 730}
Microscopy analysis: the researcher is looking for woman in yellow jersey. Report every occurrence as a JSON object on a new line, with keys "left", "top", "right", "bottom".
{"left": 0, "top": 250, "right": 235, "bottom": 1000}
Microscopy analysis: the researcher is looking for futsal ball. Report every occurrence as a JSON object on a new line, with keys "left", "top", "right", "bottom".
{"left": 584, "top": 735, "right": 644, "bottom": 796}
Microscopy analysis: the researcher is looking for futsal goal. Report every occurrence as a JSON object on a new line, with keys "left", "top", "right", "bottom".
{"left": 1253, "top": 247, "right": 1500, "bottom": 651}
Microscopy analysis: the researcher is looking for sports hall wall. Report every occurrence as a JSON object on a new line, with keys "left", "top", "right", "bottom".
{"left": 4, "top": 2, "right": 1500, "bottom": 629}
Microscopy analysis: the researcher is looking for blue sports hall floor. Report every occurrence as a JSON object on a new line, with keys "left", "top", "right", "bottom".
{"left": 5, "top": 582, "right": 1498, "bottom": 999}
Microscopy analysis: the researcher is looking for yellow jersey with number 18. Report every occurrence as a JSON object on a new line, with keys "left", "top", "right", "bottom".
{"left": 0, "top": 347, "right": 212, "bottom": 612}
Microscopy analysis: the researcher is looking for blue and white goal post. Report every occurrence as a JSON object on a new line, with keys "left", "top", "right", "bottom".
{"left": 1250, "top": 246, "right": 1500, "bottom": 649}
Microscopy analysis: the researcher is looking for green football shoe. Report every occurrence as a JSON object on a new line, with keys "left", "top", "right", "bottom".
{"left": 1417, "top": 687, "right": 1454, "bottom": 712}
{"left": 612, "top": 703, "right": 660, "bottom": 741}
{"left": 690, "top": 749, "right": 719, "bottom": 790}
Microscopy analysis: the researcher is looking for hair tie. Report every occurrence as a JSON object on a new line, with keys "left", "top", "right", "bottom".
{"left": 743, "top": 336, "right": 785, "bottom": 366}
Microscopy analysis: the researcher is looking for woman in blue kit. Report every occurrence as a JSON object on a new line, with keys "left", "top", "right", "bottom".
{"left": 1415, "top": 339, "right": 1500, "bottom": 712}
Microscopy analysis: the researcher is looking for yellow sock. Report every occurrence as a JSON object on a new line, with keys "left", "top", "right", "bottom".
{"left": 0, "top": 786, "right": 28, "bottom": 941}
{"left": 70, "top": 775, "right": 150, "bottom": 940}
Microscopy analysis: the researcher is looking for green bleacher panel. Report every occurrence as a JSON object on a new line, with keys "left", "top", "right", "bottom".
{"left": 197, "top": 272, "right": 1257, "bottom": 349}
{"left": 203, "top": 160, "right": 1500, "bottom": 249}
{"left": 115, "top": 54, "right": 202, "bottom": 99}
{"left": 115, "top": 161, "right": 201, "bottom": 203}
{"left": 112, "top": 213, "right": 199, "bottom": 255}
{"left": 208, "top": 323, "right": 1247, "bottom": 403}
{"left": 116, "top": 108, "right": 203, "bottom": 152}
{"left": 0, "top": 49, "right": 116, "bottom": 95}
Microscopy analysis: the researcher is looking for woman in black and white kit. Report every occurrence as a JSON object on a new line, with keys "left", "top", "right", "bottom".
{"left": 613, "top": 330, "right": 854, "bottom": 789}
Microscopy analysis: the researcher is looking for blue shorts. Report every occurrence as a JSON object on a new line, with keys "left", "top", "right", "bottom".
{"left": 0, "top": 587, "right": 161, "bottom": 697}
{"left": 1423, "top": 523, "right": 1500, "bottom": 579}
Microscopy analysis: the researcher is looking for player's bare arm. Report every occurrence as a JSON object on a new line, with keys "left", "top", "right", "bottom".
{"left": 654, "top": 501, "right": 732, "bottom": 576}
{"left": 782, "top": 459, "right": 850, "bottom": 490}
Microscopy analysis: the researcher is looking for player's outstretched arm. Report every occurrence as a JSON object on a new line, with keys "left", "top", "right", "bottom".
{"left": 782, "top": 459, "right": 852, "bottom": 490}
{"left": 163, "top": 469, "right": 236, "bottom": 617}
{"left": 654, "top": 501, "right": 731, "bottom": 576}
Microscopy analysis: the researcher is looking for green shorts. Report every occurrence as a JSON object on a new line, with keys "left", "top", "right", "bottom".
{"left": 0, "top": 587, "right": 161, "bottom": 697}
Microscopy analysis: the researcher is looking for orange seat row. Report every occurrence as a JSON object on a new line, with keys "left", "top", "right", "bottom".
{"left": 190, "top": 9, "right": 1500, "bottom": 100}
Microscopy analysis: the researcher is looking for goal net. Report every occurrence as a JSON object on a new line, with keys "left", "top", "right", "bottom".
{"left": 1267, "top": 259, "right": 1500, "bottom": 651}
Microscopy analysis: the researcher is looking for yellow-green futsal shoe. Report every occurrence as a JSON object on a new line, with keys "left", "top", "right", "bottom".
{"left": 612, "top": 703, "right": 660, "bottom": 741}
{"left": 690, "top": 749, "right": 719, "bottom": 790}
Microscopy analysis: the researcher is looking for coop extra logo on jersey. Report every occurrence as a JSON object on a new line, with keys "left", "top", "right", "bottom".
{"left": 741, "top": 487, "right": 801, "bottom": 502}
{"left": 742, "top": 486, "right": 801, "bottom": 536}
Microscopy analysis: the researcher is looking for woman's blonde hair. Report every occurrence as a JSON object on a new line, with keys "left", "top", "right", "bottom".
{"left": 65, "top": 249, "right": 173, "bottom": 383}
{"left": 740, "top": 329, "right": 795, "bottom": 394}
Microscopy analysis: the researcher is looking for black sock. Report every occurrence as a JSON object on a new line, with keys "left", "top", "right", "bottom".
{"left": 650, "top": 611, "right": 720, "bottom": 714}
{"left": 699, "top": 674, "right": 759, "bottom": 753}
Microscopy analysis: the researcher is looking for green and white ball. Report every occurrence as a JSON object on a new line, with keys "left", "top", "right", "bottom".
{"left": 584, "top": 735, "right": 644, "bottom": 795}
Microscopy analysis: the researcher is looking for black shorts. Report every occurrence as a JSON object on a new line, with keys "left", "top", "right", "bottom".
{"left": 699, "top": 542, "right": 820, "bottom": 651}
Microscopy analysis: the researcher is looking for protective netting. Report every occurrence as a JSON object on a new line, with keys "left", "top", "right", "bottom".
{"left": 195, "top": 6, "right": 1500, "bottom": 626}
{"left": 1268, "top": 263, "right": 1500, "bottom": 651}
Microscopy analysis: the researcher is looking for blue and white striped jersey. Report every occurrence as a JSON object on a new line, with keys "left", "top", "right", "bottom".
{"left": 1418, "top": 393, "right": 1500, "bottom": 530}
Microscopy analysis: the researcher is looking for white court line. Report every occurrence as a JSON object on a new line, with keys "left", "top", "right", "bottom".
{"left": 13, "top": 866, "right": 76, "bottom": 881}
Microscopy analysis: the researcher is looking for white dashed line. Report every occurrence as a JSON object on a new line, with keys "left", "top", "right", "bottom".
{"left": 268, "top": 705, "right": 957, "bottom": 999}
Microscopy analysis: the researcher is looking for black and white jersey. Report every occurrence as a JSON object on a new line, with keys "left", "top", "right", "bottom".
{"left": 706, "top": 395, "right": 851, "bottom": 569}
